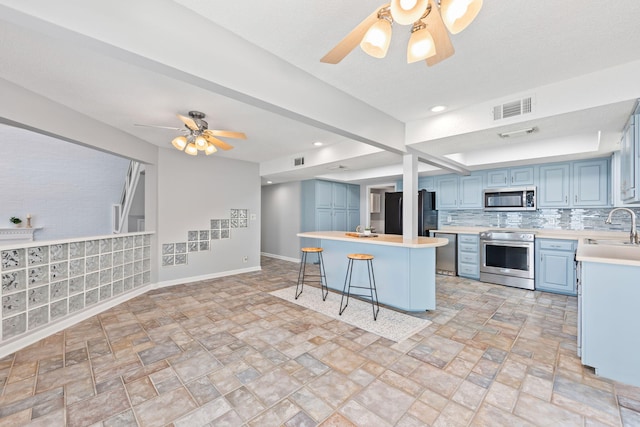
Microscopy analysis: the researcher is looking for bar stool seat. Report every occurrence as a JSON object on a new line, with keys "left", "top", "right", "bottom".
{"left": 339, "top": 253, "right": 380, "bottom": 320}
{"left": 295, "top": 247, "right": 328, "bottom": 301}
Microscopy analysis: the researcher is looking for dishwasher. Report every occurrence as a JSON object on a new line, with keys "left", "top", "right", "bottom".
{"left": 433, "top": 233, "right": 457, "bottom": 275}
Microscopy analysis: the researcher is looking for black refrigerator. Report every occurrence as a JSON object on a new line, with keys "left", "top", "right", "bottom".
{"left": 384, "top": 189, "right": 438, "bottom": 236}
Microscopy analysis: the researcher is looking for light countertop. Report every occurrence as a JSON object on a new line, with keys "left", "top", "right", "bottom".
{"left": 297, "top": 231, "right": 449, "bottom": 249}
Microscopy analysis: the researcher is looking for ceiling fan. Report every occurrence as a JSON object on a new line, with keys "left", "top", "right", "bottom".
{"left": 321, "top": 0, "right": 482, "bottom": 66}
{"left": 136, "top": 111, "right": 247, "bottom": 156}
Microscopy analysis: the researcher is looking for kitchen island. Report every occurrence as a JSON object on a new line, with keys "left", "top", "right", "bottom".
{"left": 297, "top": 231, "right": 449, "bottom": 311}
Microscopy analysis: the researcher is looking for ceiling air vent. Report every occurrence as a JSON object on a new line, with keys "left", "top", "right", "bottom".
{"left": 293, "top": 157, "right": 305, "bottom": 166}
{"left": 493, "top": 96, "right": 533, "bottom": 120}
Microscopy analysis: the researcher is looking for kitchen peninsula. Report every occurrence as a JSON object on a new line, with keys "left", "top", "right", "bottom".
{"left": 297, "top": 231, "right": 448, "bottom": 311}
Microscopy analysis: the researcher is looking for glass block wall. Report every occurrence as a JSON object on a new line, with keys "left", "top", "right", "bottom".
{"left": 1, "top": 233, "right": 152, "bottom": 342}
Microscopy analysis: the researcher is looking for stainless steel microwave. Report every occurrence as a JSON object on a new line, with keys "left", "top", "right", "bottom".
{"left": 483, "top": 187, "right": 536, "bottom": 211}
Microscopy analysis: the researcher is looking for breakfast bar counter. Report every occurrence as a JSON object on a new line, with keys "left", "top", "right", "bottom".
{"left": 297, "top": 231, "right": 449, "bottom": 311}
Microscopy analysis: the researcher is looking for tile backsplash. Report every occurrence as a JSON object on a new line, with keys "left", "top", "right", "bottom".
{"left": 440, "top": 208, "right": 640, "bottom": 231}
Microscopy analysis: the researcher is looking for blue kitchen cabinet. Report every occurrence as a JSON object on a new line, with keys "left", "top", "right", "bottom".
{"left": 486, "top": 166, "right": 534, "bottom": 188}
{"left": 620, "top": 105, "right": 640, "bottom": 203}
{"left": 535, "top": 239, "right": 577, "bottom": 296}
{"left": 458, "top": 175, "right": 484, "bottom": 209}
{"left": 572, "top": 158, "right": 609, "bottom": 207}
{"left": 538, "top": 163, "right": 571, "bottom": 208}
{"left": 418, "top": 176, "right": 435, "bottom": 192}
{"left": 301, "top": 180, "right": 360, "bottom": 234}
{"left": 457, "top": 234, "right": 480, "bottom": 279}
{"left": 435, "top": 175, "right": 459, "bottom": 209}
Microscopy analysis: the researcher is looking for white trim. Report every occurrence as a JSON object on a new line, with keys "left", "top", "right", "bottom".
{"left": 0, "top": 284, "right": 153, "bottom": 359}
{"left": 155, "top": 266, "right": 262, "bottom": 288}
{"left": 260, "top": 252, "right": 299, "bottom": 263}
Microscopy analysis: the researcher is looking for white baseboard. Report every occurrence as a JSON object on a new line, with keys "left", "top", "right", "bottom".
{"left": 261, "top": 252, "right": 299, "bottom": 263}
{"left": 0, "top": 285, "right": 152, "bottom": 359}
{"left": 155, "top": 265, "right": 262, "bottom": 288}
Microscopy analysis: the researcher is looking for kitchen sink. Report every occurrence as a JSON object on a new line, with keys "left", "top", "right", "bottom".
{"left": 583, "top": 238, "right": 639, "bottom": 246}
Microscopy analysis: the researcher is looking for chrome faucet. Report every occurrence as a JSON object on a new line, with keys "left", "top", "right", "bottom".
{"left": 605, "top": 207, "right": 639, "bottom": 244}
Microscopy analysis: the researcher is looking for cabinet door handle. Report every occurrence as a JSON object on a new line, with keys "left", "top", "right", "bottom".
{"left": 575, "top": 195, "right": 577, "bottom": 203}
{"left": 565, "top": 196, "right": 568, "bottom": 203}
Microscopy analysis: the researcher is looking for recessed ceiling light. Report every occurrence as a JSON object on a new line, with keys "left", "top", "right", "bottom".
{"left": 431, "top": 105, "right": 447, "bottom": 112}
{"left": 266, "top": 180, "right": 273, "bottom": 184}
{"left": 313, "top": 141, "right": 323, "bottom": 146}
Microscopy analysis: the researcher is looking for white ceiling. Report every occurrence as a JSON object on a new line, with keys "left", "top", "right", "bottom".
{"left": 1, "top": 0, "right": 640, "bottom": 185}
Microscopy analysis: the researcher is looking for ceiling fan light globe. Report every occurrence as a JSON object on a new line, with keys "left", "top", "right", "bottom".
{"left": 441, "top": 0, "right": 483, "bottom": 34}
{"left": 205, "top": 143, "right": 217, "bottom": 155}
{"left": 195, "top": 135, "right": 208, "bottom": 150}
{"left": 185, "top": 143, "right": 198, "bottom": 156}
{"left": 360, "top": 19, "right": 392, "bottom": 58}
{"left": 171, "top": 135, "right": 187, "bottom": 151}
{"left": 390, "top": 0, "right": 429, "bottom": 25}
{"left": 407, "top": 28, "right": 436, "bottom": 63}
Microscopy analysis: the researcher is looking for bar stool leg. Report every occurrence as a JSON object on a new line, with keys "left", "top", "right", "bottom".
{"left": 339, "top": 258, "right": 353, "bottom": 315}
{"left": 295, "top": 251, "right": 307, "bottom": 300}
{"left": 367, "top": 259, "right": 380, "bottom": 321}
{"left": 318, "top": 251, "right": 328, "bottom": 301}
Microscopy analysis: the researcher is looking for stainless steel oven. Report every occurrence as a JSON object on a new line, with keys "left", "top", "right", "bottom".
{"left": 479, "top": 230, "right": 535, "bottom": 290}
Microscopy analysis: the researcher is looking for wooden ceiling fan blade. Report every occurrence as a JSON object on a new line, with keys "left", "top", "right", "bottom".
{"left": 423, "top": 0, "right": 455, "bottom": 66}
{"left": 203, "top": 134, "right": 234, "bottom": 151}
{"left": 134, "top": 123, "right": 182, "bottom": 130}
{"left": 320, "top": 3, "right": 389, "bottom": 64}
{"left": 204, "top": 129, "right": 247, "bottom": 139}
{"left": 177, "top": 114, "right": 199, "bottom": 131}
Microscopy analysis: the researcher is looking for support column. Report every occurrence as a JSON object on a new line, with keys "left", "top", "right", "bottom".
{"left": 402, "top": 153, "right": 418, "bottom": 240}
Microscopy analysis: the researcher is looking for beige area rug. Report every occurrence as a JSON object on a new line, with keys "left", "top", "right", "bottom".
{"left": 270, "top": 286, "right": 431, "bottom": 342}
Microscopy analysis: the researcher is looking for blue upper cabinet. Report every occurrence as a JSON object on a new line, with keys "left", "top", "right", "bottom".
{"left": 315, "top": 180, "right": 333, "bottom": 209}
{"left": 538, "top": 163, "right": 571, "bottom": 208}
{"left": 418, "top": 176, "right": 435, "bottom": 192}
{"left": 458, "top": 174, "right": 484, "bottom": 209}
{"left": 486, "top": 166, "right": 534, "bottom": 188}
{"left": 620, "top": 108, "right": 640, "bottom": 203}
{"left": 572, "top": 159, "right": 609, "bottom": 207}
{"left": 435, "top": 175, "right": 459, "bottom": 209}
{"left": 347, "top": 184, "right": 360, "bottom": 210}
{"left": 333, "top": 183, "right": 347, "bottom": 209}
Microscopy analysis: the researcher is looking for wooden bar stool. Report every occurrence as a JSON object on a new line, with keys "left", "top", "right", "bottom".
{"left": 295, "top": 247, "right": 328, "bottom": 301}
{"left": 339, "top": 253, "right": 380, "bottom": 321}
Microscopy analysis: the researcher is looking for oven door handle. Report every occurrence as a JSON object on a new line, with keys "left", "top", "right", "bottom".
{"left": 481, "top": 240, "right": 533, "bottom": 249}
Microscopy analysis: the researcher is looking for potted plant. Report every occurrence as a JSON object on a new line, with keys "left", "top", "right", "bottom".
{"left": 9, "top": 217, "right": 22, "bottom": 227}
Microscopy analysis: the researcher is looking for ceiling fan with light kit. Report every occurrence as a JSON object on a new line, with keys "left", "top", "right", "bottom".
{"left": 321, "top": 0, "right": 482, "bottom": 66}
{"left": 135, "top": 111, "right": 247, "bottom": 156}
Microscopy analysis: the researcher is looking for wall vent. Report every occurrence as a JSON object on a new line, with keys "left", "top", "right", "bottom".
{"left": 293, "top": 157, "right": 305, "bottom": 166}
{"left": 493, "top": 96, "right": 533, "bottom": 120}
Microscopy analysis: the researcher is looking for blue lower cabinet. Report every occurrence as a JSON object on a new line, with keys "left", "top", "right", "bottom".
{"left": 535, "top": 239, "right": 577, "bottom": 295}
{"left": 457, "top": 234, "right": 479, "bottom": 279}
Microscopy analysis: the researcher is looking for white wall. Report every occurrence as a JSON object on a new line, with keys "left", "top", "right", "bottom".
{"left": 157, "top": 148, "right": 261, "bottom": 283}
{"left": 0, "top": 124, "right": 130, "bottom": 240}
{"left": 261, "top": 181, "right": 301, "bottom": 261}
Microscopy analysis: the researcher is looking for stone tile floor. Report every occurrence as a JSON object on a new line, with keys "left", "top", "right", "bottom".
{"left": 0, "top": 256, "right": 639, "bottom": 426}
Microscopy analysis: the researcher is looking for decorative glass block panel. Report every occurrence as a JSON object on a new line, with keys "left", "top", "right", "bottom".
{"left": 143, "top": 259, "right": 150, "bottom": 272}
{"left": 3, "top": 313, "right": 26, "bottom": 339}
{"left": 134, "top": 248, "right": 143, "bottom": 261}
{"left": 69, "top": 241, "right": 85, "bottom": 259}
{"left": 50, "top": 262, "right": 69, "bottom": 281}
{"left": 69, "top": 259, "right": 85, "bottom": 277}
{"left": 143, "top": 246, "right": 150, "bottom": 260}
{"left": 221, "top": 220, "right": 229, "bottom": 229}
{"left": 50, "top": 299, "right": 68, "bottom": 320}
{"left": 239, "top": 218, "right": 248, "bottom": 228}
{"left": 85, "top": 272, "right": 99, "bottom": 289}
{"left": 211, "top": 230, "right": 220, "bottom": 240}
{"left": 175, "top": 243, "right": 187, "bottom": 254}
{"left": 99, "top": 254, "right": 112, "bottom": 269}
{"left": 210, "top": 219, "right": 220, "bottom": 229}
{"left": 100, "top": 239, "right": 113, "bottom": 254}
{"left": 123, "top": 277, "right": 134, "bottom": 292}
{"left": 199, "top": 241, "right": 209, "bottom": 251}
{"left": 68, "top": 276, "right": 84, "bottom": 295}
{"left": 113, "top": 237, "right": 124, "bottom": 251}
{"left": 188, "top": 231, "right": 198, "bottom": 242}
{"left": 2, "top": 270, "right": 26, "bottom": 294}
{"left": 28, "top": 285, "right": 49, "bottom": 308}
{"left": 112, "top": 266, "right": 123, "bottom": 281}
{"left": 1, "top": 249, "right": 26, "bottom": 271}
{"left": 199, "top": 230, "right": 210, "bottom": 241}
{"left": 28, "top": 306, "right": 49, "bottom": 330}
{"left": 221, "top": 229, "right": 230, "bottom": 239}
{"left": 162, "top": 255, "right": 174, "bottom": 267}
{"left": 85, "top": 289, "right": 99, "bottom": 306}
{"left": 49, "top": 244, "right": 69, "bottom": 262}
{"left": 85, "top": 256, "right": 99, "bottom": 273}
{"left": 2, "top": 291, "right": 26, "bottom": 318}
{"left": 100, "top": 269, "right": 112, "bottom": 285}
{"left": 134, "top": 236, "right": 144, "bottom": 247}
{"left": 28, "top": 246, "right": 48, "bottom": 266}
{"left": 112, "top": 280, "right": 123, "bottom": 296}
{"left": 143, "top": 235, "right": 150, "bottom": 246}
{"left": 124, "top": 237, "right": 134, "bottom": 250}
{"left": 230, "top": 219, "right": 239, "bottom": 228}
{"left": 50, "top": 280, "right": 68, "bottom": 301}
{"left": 134, "top": 262, "right": 143, "bottom": 275}
{"left": 99, "top": 285, "right": 112, "bottom": 301}
{"left": 175, "top": 254, "right": 187, "bottom": 265}
{"left": 69, "top": 293, "right": 84, "bottom": 313}
{"left": 188, "top": 242, "right": 199, "bottom": 252}
{"left": 123, "top": 263, "right": 133, "bottom": 278}
{"left": 112, "top": 251, "right": 124, "bottom": 267}
{"left": 28, "top": 266, "right": 48, "bottom": 287}
{"left": 162, "top": 244, "right": 174, "bottom": 255}
{"left": 86, "top": 240, "right": 100, "bottom": 256}
{"left": 123, "top": 250, "right": 134, "bottom": 263}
